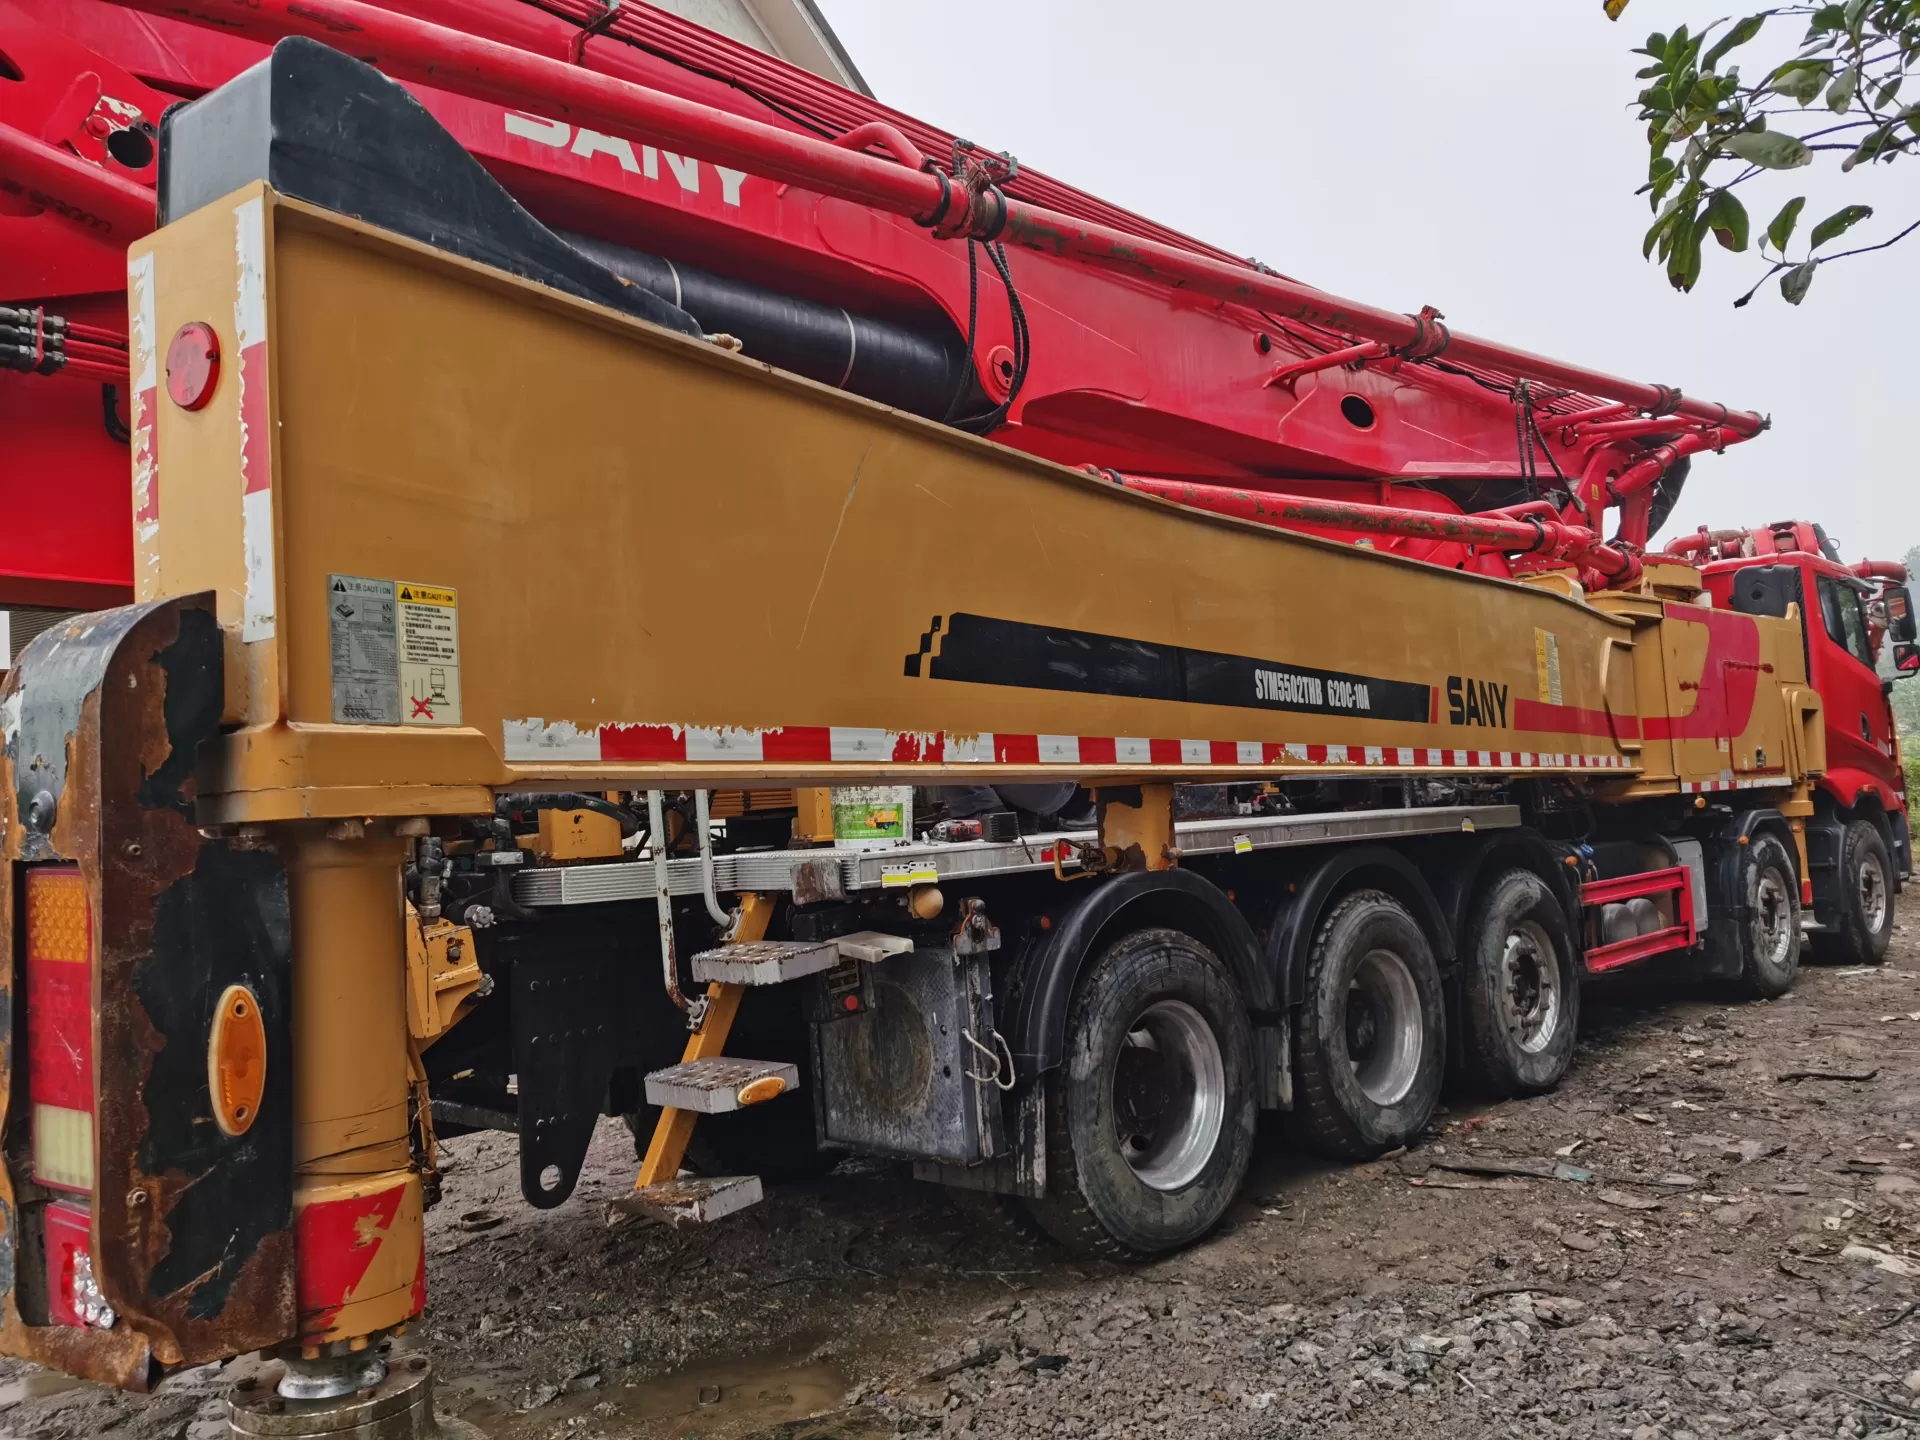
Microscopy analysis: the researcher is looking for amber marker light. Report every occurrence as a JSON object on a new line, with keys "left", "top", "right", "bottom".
{"left": 208, "top": 984, "right": 267, "bottom": 1135}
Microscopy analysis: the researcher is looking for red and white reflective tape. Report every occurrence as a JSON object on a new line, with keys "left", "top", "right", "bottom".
{"left": 1681, "top": 775, "right": 1793, "bottom": 793}
{"left": 236, "top": 194, "right": 276, "bottom": 644}
{"left": 503, "top": 719, "right": 1635, "bottom": 772}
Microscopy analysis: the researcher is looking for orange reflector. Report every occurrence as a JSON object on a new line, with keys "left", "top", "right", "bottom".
{"left": 26, "top": 867, "right": 90, "bottom": 966}
{"left": 208, "top": 984, "right": 267, "bottom": 1136}
{"left": 735, "top": 1076, "right": 787, "bottom": 1107}
{"left": 26, "top": 866, "right": 94, "bottom": 1193}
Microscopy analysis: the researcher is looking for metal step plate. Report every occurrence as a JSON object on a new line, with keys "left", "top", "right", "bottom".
{"left": 645, "top": 1057, "right": 800, "bottom": 1113}
{"left": 613, "top": 1175, "right": 763, "bottom": 1229}
{"left": 691, "top": 938, "right": 839, "bottom": 985}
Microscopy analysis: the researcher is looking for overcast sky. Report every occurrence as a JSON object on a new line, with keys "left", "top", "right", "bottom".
{"left": 821, "top": 0, "right": 1916, "bottom": 563}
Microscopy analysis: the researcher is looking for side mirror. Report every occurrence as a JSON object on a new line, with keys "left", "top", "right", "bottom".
{"left": 1887, "top": 585, "right": 1918, "bottom": 644}
{"left": 1895, "top": 641, "right": 1920, "bottom": 677}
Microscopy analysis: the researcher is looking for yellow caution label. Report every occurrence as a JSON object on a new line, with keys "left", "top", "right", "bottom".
{"left": 881, "top": 863, "right": 940, "bottom": 888}
{"left": 1233, "top": 834, "right": 1254, "bottom": 855}
{"left": 398, "top": 581, "right": 461, "bottom": 726}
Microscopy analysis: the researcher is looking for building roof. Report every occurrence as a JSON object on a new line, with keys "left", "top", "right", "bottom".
{"left": 644, "top": 0, "right": 870, "bottom": 95}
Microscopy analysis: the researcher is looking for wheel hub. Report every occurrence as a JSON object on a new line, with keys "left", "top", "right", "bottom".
{"left": 1754, "top": 868, "right": 1794, "bottom": 968}
{"left": 1109, "top": 999, "right": 1225, "bottom": 1193}
{"left": 1345, "top": 949, "right": 1422, "bottom": 1107}
{"left": 1859, "top": 852, "right": 1888, "bottom": 933}
{"left": 1497, "top": 921, "right": 1561, "bottom": 1056}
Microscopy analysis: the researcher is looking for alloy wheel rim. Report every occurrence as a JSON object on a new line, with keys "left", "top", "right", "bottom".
{"left": 1111, "top": 999, "right": 1227, "bottom": 1192}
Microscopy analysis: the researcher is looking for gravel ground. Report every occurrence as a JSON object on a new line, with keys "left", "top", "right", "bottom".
{"left": 7, "top": 919, "right": 1920, "bottom": 1440}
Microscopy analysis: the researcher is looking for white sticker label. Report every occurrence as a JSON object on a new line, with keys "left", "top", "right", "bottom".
{"left": 1536, "top": 629, "right": 1562, "bottom": 707}
{"left": 328, "top": 575, "right": 398, "bottom": 724}
{"left": 328, "top": 576, "right": 461, "bottom": 726}
{"left": 397, "top": 582, "right": 461, "bottom": 726}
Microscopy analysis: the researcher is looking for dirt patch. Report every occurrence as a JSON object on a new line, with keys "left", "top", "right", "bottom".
{"left": 8, "top": 925, "right": 1920, "bottom": 1439}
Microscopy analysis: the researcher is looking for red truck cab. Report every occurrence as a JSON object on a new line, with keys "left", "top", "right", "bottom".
{"left": 1686, "top": 521, "right": 1914, "bottom": 963}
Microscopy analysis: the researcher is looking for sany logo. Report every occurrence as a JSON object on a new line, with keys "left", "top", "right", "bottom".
{"left": 505, "top": 113, "right": 748, "bottom": 207}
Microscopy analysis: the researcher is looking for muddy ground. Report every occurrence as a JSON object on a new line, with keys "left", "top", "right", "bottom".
{"left": 10, "top": 922, "right": 1920, "bottom": 1440}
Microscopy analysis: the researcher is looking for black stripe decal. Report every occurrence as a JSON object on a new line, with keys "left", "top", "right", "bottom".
{"left": 915, "top": 613, "right": 1432, "bottom": 723}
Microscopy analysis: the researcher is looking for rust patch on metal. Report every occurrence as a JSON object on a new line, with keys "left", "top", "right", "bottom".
{"left": 0, "top": 595, "right": 294, "bottom": 1387}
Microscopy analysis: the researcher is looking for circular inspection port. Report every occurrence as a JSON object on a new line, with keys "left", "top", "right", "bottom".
{"left": 1340, "top": 394, "right": 1377, "bottom": 430}
{"left": 105, "top": 125, "right": 154, "bottom": 170}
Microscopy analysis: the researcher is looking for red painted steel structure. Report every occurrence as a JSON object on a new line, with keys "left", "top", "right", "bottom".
{"left": 3, "top": 0, "right": 1764, "bottom": 614}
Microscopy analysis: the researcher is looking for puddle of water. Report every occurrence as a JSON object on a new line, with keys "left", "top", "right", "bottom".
{"left": 452, "top": 1355, "right": 850, "bottom": 1439}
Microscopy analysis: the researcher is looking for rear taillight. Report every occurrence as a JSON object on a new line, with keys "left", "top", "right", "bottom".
{"left": 43, "top": 1200, "right": 113, "bottom": 1329}
{"left": 25, "top": 866, "right": 93, "bottom": 1194}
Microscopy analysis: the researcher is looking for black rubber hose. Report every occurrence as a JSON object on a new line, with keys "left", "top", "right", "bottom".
{"left": 563, "top": 230, "right": 968, "bottom": 419}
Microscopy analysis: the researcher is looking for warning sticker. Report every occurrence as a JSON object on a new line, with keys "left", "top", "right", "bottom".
{"left": 328, "top": 575, "right": 399, "bottom": 724}
{"left": 1535, "top": 629, "right": 1563, "bottom": 706}
{"left": 328, "top": 576, "right": 461, "bottom": 726}
{"left": 397, "top": 582, "right": 461, "bottom": 726}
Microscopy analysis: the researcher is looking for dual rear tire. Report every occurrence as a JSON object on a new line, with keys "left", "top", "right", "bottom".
{"left": 1033, "top": 876, "right": 1582, "bottom": 1253}
{"left": 1027, "top": 929, "right": 1256, "bottom": 1256}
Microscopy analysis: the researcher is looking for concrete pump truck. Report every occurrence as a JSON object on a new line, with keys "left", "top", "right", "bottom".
{"left": 0, "top": 6, "right": 1915, "bottom": 1437}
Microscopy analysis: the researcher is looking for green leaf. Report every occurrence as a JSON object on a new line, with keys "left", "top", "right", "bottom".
{"left": 1771, "top": 61, "right": 1831, "bottom": 103}
{"left": 1809, "top": 202, "right": 1873, "bottom": 248}
{"left": 1724, "top": 129, "right": 1814, "bottom": 168}
{"left": 1668, "top": 214, "right": 1706, "bottom": 291}
{"left": 1704, "top": 189, "right": 1751, "bottom": 251}
{"left": 1766, "top": 195, "right": 1807, "bottom": 251}
{"left": 1645, "top": 30, "right": 1668, "bottom": 55}
{"left": 1780, "top": 260, "right": 1818, "bottom": 304}
{"left": 1828, "top": 65, "right": 1860, "bottom": 112}
{"left": 1875, "top": 75, "right": 1903, "bottom": 108}
{"left": 1843, "top": 0, "right": 1870, "bottom": 35}
{"left": 1704, "top": 14, "right": 1765, "bottom": 70}
{"left": 1644, "top": 202, "right": 1680, "bottom": 259}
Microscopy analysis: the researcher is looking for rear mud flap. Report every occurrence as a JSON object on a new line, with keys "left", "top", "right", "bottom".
{"left": 0, "top": 595, "right": 295, "bottom": 1385}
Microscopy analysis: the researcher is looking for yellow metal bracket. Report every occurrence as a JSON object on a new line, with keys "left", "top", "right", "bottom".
{"left": 636, "top": 891, "right": 774, "bottom": 1188}
{"left": 404, "top": 906, "right": 486, "bottom": 1048}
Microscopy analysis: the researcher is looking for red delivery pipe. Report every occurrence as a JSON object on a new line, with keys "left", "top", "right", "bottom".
{"left": 1853, "top": 560, "right": 1909, "bottom": 583}
{"left": 1105, "top": 474, "right": 1639, "bottom": 580}
{"left": 105, "top": 0, "right": 1766, "bottom": 439}
{"left": 0, "top": 122, "right": 156, "bottom": 242}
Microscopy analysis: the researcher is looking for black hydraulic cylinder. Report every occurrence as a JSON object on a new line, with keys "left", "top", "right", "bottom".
{"left": 563, "top": 231, "right": 965, "bottom": 420}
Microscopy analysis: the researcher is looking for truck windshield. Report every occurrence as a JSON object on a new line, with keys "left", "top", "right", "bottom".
{"left": 1818, "top": 575, "right": 1876, "bottom": 668}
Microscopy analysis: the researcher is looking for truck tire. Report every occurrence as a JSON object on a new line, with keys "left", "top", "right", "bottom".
{"left": 1289, "top": 889, "right": 1445, "bottom": 1159}
{"left": 1025, "top": 927, "right": 1255, "bottom": 1257}
{"left": 1458, "top": 869, "right": 1580, "bottom": 1097}
{"left": 1734, "top": 831, "right": 1803, "bottom": 999}
{"left": 1812, "top": 819, "right": 1894, "bottom": 965}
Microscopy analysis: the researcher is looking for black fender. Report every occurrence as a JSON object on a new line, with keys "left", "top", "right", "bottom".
{"left": 1699, "top": 807, "right": 1798, "bottom": 979}
{"left": 1262, "top": 844, "right": 1453, "bottom": 1015}
{"left": 1007, "top": 868, "right": 1272, "bottom": 1076}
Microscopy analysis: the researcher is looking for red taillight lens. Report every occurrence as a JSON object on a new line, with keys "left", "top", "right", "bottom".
{"left": 25, "top": 866, "right": 94, "bottom": 1194}
{"left": 43, "top": 1200, "right": 112, "bottom": 1329}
